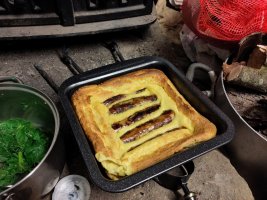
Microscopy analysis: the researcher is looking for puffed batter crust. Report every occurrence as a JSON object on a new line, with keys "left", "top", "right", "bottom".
{"left": 72, "top": 69, "right": 216, "bottom": 179}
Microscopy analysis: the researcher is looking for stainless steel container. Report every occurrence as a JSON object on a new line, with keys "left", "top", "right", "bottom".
{"left": 186, "top": 62, "right": 267, "bottom": 199}
{"left": 0, "top": 78, "right": 65, "bottom": 200}
{"left": 214, "top": 72, "right": 267, "bottom": 200}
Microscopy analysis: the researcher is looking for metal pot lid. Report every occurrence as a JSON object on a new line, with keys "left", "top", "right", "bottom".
{"left": 52, "top": 175, "right": 91, "bottom": 200}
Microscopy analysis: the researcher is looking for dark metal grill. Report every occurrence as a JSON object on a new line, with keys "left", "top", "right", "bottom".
{"left": 0, "top": 0, "right": 153, "bottom": 27}
{"left": 0, "top": 0, "right": 56, "bottom": 14}
{"left": 73, "top": 0, "right": 145, "bottom": 10}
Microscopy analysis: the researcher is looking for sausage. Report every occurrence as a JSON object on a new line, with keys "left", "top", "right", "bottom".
{"left": 135, "top": 88, "right": 146, "bottom": 94}
{"left": 103, "top": 94, "right": 126, "bottom": 106}
{"left": 103, "top": 88, "right": 147, "bottom": 106}
{"left": 112, "top": 104, "right": 160, "bottom": 131}
{"left": 109, "top": 95, "right": 157, "bottom": 114}
{"left": 120, "top": 110, "right": 175, "bottom": 143}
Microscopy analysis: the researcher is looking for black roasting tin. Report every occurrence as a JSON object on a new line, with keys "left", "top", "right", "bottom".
{"left": 59, "top": 56, "right": 234, "bottom": 192}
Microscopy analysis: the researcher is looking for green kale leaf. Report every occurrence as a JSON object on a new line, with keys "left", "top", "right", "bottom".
{"left": 0, "top": 119, "right": 50, "bottom": 191}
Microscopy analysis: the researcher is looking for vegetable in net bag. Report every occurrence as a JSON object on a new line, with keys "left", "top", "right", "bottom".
{"left": 182, "top": 0, "right": 267, "bottom": 42}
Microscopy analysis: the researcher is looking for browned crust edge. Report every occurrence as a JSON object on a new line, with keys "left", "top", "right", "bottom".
{"left": 71, "top": 69, "right": 216, "bottom": 178}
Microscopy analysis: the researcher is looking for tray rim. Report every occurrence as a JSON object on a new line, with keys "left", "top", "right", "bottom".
{"left": 59, "top": 56, "right": 235, "bottom": 192}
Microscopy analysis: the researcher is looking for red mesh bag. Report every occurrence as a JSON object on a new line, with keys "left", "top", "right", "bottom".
{"left": 182, "top": 0, "right": 267, "bottom": 42}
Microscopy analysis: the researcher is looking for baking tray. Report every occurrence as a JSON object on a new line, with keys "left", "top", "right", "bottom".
{"left": 59, "top": 56, "right": 234, "bottom": 192}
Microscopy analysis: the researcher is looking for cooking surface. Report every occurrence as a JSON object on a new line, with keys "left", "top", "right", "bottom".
{"left": 0, "top": 22, "right": 254, "bottom": 199}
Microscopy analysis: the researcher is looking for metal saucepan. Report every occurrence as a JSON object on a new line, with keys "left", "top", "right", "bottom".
{"left": 214, "top": 72, "right": 267, "bottom": 200}
{"left": 0, "top": 77, "right": 65, "bottom": 200}
{"left": 186, "top": 63, "right": 267, "bottom": 200}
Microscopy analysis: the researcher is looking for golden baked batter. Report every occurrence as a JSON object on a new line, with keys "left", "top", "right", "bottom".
{"left": 72, "top": 69, "right": 216, "bottom": 179}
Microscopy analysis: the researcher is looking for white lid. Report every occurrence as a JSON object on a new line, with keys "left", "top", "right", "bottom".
{"left": 52, "top": 175, "right": 91, "bottom": 200}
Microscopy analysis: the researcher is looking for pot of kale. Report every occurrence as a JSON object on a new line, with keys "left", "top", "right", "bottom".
{"left": 0, "top": 79, "right": 65, "bottom": 200}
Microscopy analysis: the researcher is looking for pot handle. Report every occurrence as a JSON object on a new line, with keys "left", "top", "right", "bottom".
{"left": 0, "top": 76, "right": 23, "bottom": 84}
{"left": 154, "top": 161, "right": 197, "bottom": 200}
{"left": 166, "top": 0, "right": 181, "bottom": 11}
{"left": 3, "top": 193, "right": 15, "bottom": 200}
{"left": 186, "top": 63, "right": 216, "bottom": 98}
